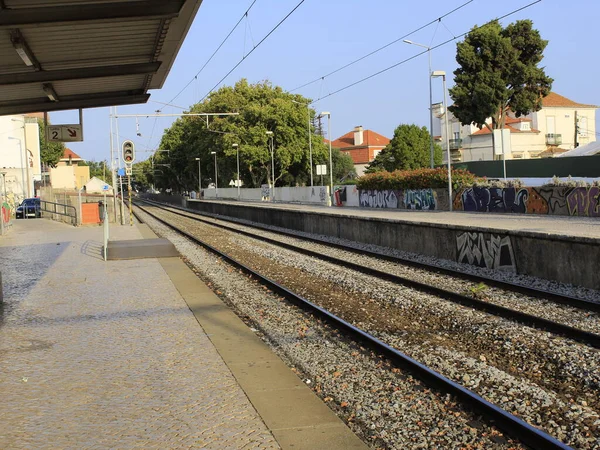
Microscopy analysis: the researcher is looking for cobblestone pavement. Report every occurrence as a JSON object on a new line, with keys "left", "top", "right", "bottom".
{"left": 0, "top": 220, "right": 280, "bottom": 449}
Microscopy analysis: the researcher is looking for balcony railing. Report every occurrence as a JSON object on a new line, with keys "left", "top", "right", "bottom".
{"left": 449, "top": 138, "right": 462, "bottom": 150}
{"left": 546, "top": 133, "right": 562, "bottom": 145}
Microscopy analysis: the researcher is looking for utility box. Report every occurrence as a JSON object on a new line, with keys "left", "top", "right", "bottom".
{"left": 81, "top": 202, "right": 100, "bottom": 224}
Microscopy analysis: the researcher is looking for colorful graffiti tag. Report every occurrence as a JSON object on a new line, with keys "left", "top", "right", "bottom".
{"left": 567, "top": 187, "right": 600, "bottom": 217}
{"left": 456, "top": 186, "right": 600, "bottom": 217}
{"left": 456, "top": 231, "right": 516, "bottom": 272}
{"left": 359, "top": 190, "right": 400, "bottom": 208}
{"left": 404, "top": 189, "right": 436, "bottom": 210}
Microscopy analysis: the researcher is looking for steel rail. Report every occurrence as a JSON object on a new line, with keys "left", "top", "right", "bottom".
{"left": 139, "top": 199, "right": 600, "bottom": 313}
{"left": 134, "top": 202, "right": 572, "bottom": 450}
{"left": 135, "top": 199, "right": 600, "bottom": 349}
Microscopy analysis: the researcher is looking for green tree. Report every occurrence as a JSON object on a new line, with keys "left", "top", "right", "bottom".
{"left": 37, "top": 119, "right": 65, "bottom": 167}
{"left": 365, "top": 124, "right": 442, "bottom": 173}
{"left": 83, "top": 160, "right": 110, "bottom": 183}
{"left": 131, "top": 159, "right": 153, "bottom": 191}
{"left": 448, "top": 19, "right": 552, "bottom": 131}
{"left": 153, "top": 79, "right": 334, "bottom": 192}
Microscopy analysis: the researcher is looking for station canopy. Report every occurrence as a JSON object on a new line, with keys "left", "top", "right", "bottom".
{"left": 0, "top": 0, "right": 203, "bottom": 115}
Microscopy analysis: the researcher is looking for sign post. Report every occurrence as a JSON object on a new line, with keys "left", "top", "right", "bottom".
{"left": 316, "top": 164, "right": 327, "bottom": 186}
{"left": 121, "top": 140, "right": 135, "bottom": 227}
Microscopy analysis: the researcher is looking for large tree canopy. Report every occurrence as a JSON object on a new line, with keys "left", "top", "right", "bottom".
{"left": 448, "top": 19, "right": 553, "bottom": 131}
{"left": 151, "top": 79, "right": 355, "bottom": 192}
{"left": 365, "top": 124, "right": 442, "bottom": 173}
{"left": 37, "top": 119, "right": 65, "bottom": 168}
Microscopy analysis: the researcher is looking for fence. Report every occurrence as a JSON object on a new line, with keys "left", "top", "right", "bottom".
{"left": 450, "top": 154, "right": 600, "bottom": 178}
{"left": 39, "top": 187, "right": 123, "bottom": 225}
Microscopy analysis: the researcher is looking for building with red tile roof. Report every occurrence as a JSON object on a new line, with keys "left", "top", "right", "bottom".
{"left": 50, "top": 148, "right": 89, "bottom": 189}
{"left": 330, "top": 126, "right": 390, "bottom": 175}
{"left": 60, "top": 148, "right": 84, "bottom": 163}
{"left": 436, "top": 92, "right": 597, "bottom": 162}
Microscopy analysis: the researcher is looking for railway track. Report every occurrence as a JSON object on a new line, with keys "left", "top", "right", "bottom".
{"left": 135, "top": 199, "right": 600, "bottom": 347}
{"left": 134, "top": 201, "right": 600, "bottom": 449}
{"left": 136, "top": 199, "right": 599, "bottom": 313}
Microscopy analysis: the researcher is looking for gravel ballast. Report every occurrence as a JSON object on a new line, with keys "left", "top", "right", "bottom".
{"left": 137, "top": 204, "right": 600, "bottom": 449}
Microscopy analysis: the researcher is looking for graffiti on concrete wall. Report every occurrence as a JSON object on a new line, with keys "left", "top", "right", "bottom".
{"left": 319, "top": 187, "right": 327, "bottom": 203}
{"left": 456, "top": 186, "right": 600, "bottom": 217}
{"left": 460, "top": 187, "right": 529, "bottom": 213}
{"left": 404, "top": 189, "right": 436, "bottom": 210}
{"left": 261, "top": 184, "right": 270, "bottom": 201}
{"left": 567, "top": 187, "right": 600, "bottom": 217}
{"left": 359, "top": 190, "right": 400, "bottom": 208}
{"left": 456, "top": 232, "right": 516, "bottom": 272}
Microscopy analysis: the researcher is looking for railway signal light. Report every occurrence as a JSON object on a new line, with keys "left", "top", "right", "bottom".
{"left": 122, "top": 140, "right": 135, "bottom": 164}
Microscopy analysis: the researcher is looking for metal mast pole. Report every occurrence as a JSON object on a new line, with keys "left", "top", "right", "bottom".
{"left": 110, "top": 107, "right": 118, "bottom": 223}
{"left": 307, "top": 104, "right": 313, "bottom": 186}
{"left": 271, "top": 137, "right": 275, "bottom": 202}
{"left": 327, "top": 115, "right": 333, "bottom": 206}
{"left": 115, "top": 106, "right": 124, "bottom": 225}
{"left": 443, "top": 75, "right": 452, "bottom": 211}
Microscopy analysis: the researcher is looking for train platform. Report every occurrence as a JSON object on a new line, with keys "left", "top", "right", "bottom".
{"left": 0, "top": 219, "right": 366, "bottom": 449}
{"left": 195, "top": 199, "right": 600, "bottom": 239}
{"left": 180, "top": 198, "right": 600, "bottom": 290}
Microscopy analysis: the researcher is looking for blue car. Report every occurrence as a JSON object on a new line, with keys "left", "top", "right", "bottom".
{"left": 16, "top": 198, "right": 41, "bottom": 219}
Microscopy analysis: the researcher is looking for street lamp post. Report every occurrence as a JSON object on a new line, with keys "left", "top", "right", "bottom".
{"left": 210, "top": 151, "right": 218, "bottom": 198}
{"left": 232, "top": 143, "right": 240, "bottom": 200}
{"left": 319, "top": 112, "right": 334, "bottom": 206}
{"left": 404, "top": 40, "right": 434, "bottom": 168}
{"left": 194, "top": 157, "right": 202, "bottom": 195}
{"left": 265, "top": 131, "right": 275, "bottom": 201}
{"left": 432, "top": 71, "right": 453, "bottom": 211}
{"left": 292, "top": 100, "right": 314, "bottom": 186}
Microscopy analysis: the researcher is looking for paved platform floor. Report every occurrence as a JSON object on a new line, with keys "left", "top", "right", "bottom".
{"left": 195, "top": 199, "right": 600, "bottom": 239}
{"left": 0, "top": 219, "right": 365, "bottom": 449}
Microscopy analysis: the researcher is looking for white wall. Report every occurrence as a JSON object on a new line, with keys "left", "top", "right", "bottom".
{"left": 533, "top": 107, "right": 596, "bottom": 149}
{"left": 203, "top": 188, "right": 263, "bottom": 201}
{"left": 202, "top": 186, "right": 330, "bottom": 204}
{"left": 335, "top": 184, "right": 360, "bottom": 207}
{"left": 0, "top": 115, "right": 27, "bottom": 169}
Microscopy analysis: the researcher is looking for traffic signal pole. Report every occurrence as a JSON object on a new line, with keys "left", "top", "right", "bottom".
{"left": 121, "top": 140, "right": 135, "bottom": 226}
{"left": 128, "top": 176, "right": 133, "bottom": 226}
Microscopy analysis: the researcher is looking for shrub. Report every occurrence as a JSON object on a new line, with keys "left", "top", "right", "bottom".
{"left": 473, "top": 178, "right": 525, "bottom": 188}
{"left": 542, "top": 175, "right": 599, "bottom": 188}
{"left": 356, "top": 168, "right": 479, "bottom": 191}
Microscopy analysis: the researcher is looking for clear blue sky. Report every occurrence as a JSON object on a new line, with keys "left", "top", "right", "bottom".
{"left": 52, "top": 0, "right": 600, "bottom": 163}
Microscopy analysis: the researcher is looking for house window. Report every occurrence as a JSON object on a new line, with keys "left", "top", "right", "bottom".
{"left": 453, "top": 131, "right": 460, "bottom": 140}
{"left": 372, "top": 149, "right": 382, "bottom": 159}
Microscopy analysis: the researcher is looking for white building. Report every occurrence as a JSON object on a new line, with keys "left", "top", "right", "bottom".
{"left": 0, "top": 113, "right": 42, "bottom": 202}
{"left": 436, "top": 92, "right": 598, "bottom": 162}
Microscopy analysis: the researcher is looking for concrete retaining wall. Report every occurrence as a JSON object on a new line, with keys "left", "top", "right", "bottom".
{"left": 352, "top": 186, "right": 599, "bottom": 217}
{"left": 181, "top": 200, "right": 600, "bottom": 290}
{"left": 204, "top": 188, "right": 263, "bottom": 202}
{"left": 203, "top": 186, "right": 330, "bottom": 205}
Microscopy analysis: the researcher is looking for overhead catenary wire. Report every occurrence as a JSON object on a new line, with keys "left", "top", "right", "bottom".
{"left": 164, "top": 0, "right": 259, "bottom": 109}
{"left": 198, "top": 0, "right": 307, "bottom": 103}
{"left": 290, "top": 0, "right": 476, "bottom": 93}
{"left": 309, "top": 0, "right": 542, "bottom": 104}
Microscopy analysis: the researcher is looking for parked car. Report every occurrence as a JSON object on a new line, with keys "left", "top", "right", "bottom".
{"left": 16, "top": 198, "right": 41, "bottom": 219}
